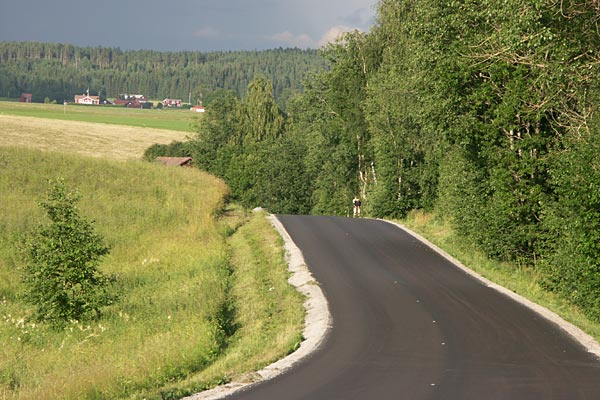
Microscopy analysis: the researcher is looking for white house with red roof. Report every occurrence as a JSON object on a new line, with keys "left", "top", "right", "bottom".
{"left": 162, "top": 98, "right": 183, "bottom": 108}
{"left": 74, "top": 94, "right": 100, "bottom": 105}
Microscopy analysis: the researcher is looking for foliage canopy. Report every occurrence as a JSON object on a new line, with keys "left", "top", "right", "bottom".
{"left": 141, "top": 0, "right": 600, "bottom": 321}
{"left": 0, "top": 42, "right": 328, "bottom": 105}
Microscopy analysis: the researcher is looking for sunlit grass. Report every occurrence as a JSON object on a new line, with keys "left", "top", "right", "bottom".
{"left": 0, "top": 101, "right": 198, "bottom": 132}
{"left": 0, "top": 147, "right": 232, "bottom": 399}
{"left": 140, "top": 210, "right": 306, "bottom": 399}
{"left": 0, "top": 102, "right": 306, "bottom": 399}
{"left": 0, "top": 144, "right": 305, "bottom": 399}
{"left": 0, "top": 114, "right": 189, "bottom": 161}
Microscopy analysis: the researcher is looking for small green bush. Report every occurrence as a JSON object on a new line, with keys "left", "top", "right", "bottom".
{"left": 22, "top": 179, "right": 116, "bottom": 326}
{"left": 142, "top": 140, "right": 192, "bottom": 162}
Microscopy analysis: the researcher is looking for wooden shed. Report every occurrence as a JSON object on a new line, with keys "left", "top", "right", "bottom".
{"left": 156, "top": 157, "right": 193, "bottom": 167}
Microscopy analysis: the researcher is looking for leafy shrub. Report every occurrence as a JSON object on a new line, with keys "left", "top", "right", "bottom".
{"left": 22, "top": 179, "right": 116, "bottom": 326}
{"left": 542, "top": 128, "right": 600, "bottom": 322}
{"left": 143, "top": 141, "right": 192, "bottom": 162}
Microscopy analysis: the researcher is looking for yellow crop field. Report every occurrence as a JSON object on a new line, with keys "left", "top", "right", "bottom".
{"left": 0, "top": 114, "right": 188, "bottom": 161}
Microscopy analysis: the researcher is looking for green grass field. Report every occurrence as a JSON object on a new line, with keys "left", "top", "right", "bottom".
{"left": 0, "top": 147, "right": 230, "bottom": 399}
{"left": 0, "top": 104, "right": 304, "bottom": 399}
{"left": 0, "top": 101, "right": 199, "bottom": 132}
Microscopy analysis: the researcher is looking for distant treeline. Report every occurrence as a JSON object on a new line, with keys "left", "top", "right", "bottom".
{"left": 0, "top": 41, "right": 328, "bottom": 106}
{"left": 147, "top": 0, "right": 600, "bottom": 323}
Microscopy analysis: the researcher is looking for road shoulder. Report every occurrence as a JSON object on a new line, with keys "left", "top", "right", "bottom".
{"left": 183, "top": 214, "right": 332, "bottom": 400}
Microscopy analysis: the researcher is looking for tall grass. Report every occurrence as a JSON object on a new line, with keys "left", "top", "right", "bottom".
{"left": 0, "top": 147, "right": 233, "bottom": 399}
{"left": 0, "top": 147, "right": 305, "bottom": 399}
{"left": 142, "top": 209, "right": 306, "bottom": 399}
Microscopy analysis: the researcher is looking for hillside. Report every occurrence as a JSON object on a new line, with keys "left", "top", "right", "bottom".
{"left": 0, "top": 146, "right": 229, "bottom": 398}
{"left": 0, "top": 98, "right": 196, "bottom": 161}
{"left": 0, "top": 101, "right": 198, "bottom": 132}
{"left": 0, "top": 115, "right": 304, "bottom": 399}
{"left": 0, "top": 41, "right": 329, "bottom": 107}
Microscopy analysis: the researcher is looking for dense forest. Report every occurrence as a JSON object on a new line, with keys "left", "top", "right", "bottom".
{"left": 0, "top": 41, "right": 328, "bottom": 107}
{"left": 147, "top": 0, "right": 600, "bottom": 322}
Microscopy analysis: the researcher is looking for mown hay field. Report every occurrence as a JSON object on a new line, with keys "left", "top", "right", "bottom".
{"left": 0, "top": 114, "right": 188, "bottom": 161}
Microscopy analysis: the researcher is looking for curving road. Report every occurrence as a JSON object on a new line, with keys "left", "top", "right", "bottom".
{"left": 226, "top": 215, "right": 600, "bottom": 400}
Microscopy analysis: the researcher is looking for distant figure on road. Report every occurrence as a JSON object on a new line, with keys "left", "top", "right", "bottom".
{"left": 353, "top": 196, "right": 362, "bottom": 217}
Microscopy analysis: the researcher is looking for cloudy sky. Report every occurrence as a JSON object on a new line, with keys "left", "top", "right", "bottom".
{"left": 0, "top": 0, "right": 378, "bottom": 52}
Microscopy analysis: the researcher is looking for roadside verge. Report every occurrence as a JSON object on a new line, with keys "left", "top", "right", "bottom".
{"left": 184, "top": 214, "right": 331, "bottom": 400}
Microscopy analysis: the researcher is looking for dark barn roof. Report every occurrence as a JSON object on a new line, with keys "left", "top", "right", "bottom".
{"left": 156, "top": 157, "right": 193, "bottom": 167}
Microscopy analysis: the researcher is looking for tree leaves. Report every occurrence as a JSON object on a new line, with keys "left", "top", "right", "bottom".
{"left": 22, "top": 179, "right": 116, "bottom": 326}
{"left": 0, "top": 42, "right": 327, "bottom": 103}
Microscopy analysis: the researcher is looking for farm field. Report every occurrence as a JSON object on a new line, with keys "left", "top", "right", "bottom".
{"left": 0, "top": 101, "right": 199, "bottom": 132}
{"left": 0, "top": 114, "right": 189, "bottom": 161}
{"left": 0, "top": 112, "right": 304, "bottom": 399}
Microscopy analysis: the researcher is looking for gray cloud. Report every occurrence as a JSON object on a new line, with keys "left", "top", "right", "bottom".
{"left": 343, "top": 7, "right": 372, "bottom": 26}
{"left": 0, "top": 0, "right": 377, "bottom": 51}
{"left": 267, "top": 31, "right": 315, "bottom": 49}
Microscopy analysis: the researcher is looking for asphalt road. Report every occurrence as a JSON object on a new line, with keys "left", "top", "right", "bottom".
{"left": 226, "top": 215, "right": 600, "bottom": 400}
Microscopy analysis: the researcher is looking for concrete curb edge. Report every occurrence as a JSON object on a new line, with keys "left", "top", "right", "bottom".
{"left": 382, "top": 219, "right": 600, "bottom": 360}
{"left": 184, "top": 214, "right": 332, "bottom": 399}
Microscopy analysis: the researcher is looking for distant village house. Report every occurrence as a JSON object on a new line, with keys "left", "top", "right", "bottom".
{"left": 190, "top": 105, "right": 205, "bottom": 113}
{"left": 113, "top": 94, "right": 153, "bottom": 108}
{"left": 113, "top": 94, "right": 151, "bottom": 108}
{"left": 117, "top": 94, "right": 147, "bottom": 102}
{"left": 114, "top": 99, "right": 143, "bottom": 108}
{"left": 75, "top": 94, "right": 100, "bottom": 105}
{"left": 19, "top": 93, "right": 33, "bottom": 103}
{"left": 162, "top": 98, "right": 182, "bottom": 108}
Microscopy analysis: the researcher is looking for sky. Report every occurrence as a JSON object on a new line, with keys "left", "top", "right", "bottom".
{"left": 0, "top": 0, "right": 378, "bottom": 52}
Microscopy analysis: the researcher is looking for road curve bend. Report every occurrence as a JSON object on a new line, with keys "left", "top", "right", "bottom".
{"left": 216, "top": 215, "right": 600, "bottom": 399}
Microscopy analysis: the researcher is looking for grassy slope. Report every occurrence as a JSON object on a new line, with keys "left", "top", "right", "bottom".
{"left": 146, "top": 209, "right": 305, "bottom": 399}
{"left": 0, "top": 147, "right": 231, "bottom": 399}
{"left": 0, "top": 108, "right": 304, "bottom": 399}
